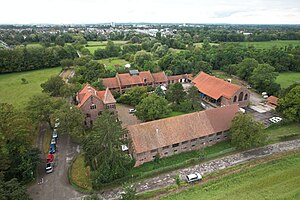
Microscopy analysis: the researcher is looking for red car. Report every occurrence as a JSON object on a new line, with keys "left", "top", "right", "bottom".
{"left": 46, "top": 154, "right": 54, "bottom": 163}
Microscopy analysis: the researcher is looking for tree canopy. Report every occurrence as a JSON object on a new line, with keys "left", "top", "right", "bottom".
{"left": 83, "top": 111, "right": 134, "bottom": 187}
{"left": 135, "top": 94, "right": 171, "bottom": 121}
{"left": 230, "top": 113, "right": 266, "bottom": 150}
{"left": 278, "top": 85, "right": 300, "bottom": 122}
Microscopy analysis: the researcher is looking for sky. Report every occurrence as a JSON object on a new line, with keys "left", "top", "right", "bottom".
{"left": 1, "top": 0, "right": 300, "bottom": 24}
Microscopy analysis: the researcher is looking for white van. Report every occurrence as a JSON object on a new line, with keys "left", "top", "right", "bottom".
{"left": 186, "top": 172, "right": 202, "bottom": 183}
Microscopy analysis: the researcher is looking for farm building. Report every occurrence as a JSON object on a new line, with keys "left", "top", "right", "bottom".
{"left": 101, "top": 70, "right": 192, "bottom": 93}
{"left": 76, "top": 84, "right": 116, "bottom": 127}
{"left": 192, "top": 72, "right": 250, "bottom": 107}
{"left": 128, "top": 104, "right": 240, "bottom": 166}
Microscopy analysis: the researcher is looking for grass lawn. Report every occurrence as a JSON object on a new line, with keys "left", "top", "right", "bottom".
{"left": 0, "top": 67, "right": 61, "bottom": 110}
{"left": 85, "top": 45, "right": 106, "bottom": 54}
{"left": 161, "top": 151, "right": 300, "bottom": 200}
{"left": 69, "top": 154, "right": 92, "bottom": 192}
{"left": 275, "top": 72, "right": 300, "bottom": 88}
{"left": 265, "top": 123, "right": 300, "bottom": 143}
{"left": 96, "top": 57, "right": 128, "bottom": 67}
{"left": 194, "top": 42, "right": 219, "bottom": 48}
{"left": 165, "top": 111, "right": 187, "bottom": 118}
{"left": 229, "top": 40, "right": 300, "bottom": 49}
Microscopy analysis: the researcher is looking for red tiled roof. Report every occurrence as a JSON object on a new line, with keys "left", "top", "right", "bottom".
{"left": 192, "top": 72, "right": 241, "bottom": 100}
{"left": 77, "top": 84, "right": 116, "bottom": 108}
{"left": 128, "top": 104, "right": 239, "bottom": 154}
{"left": 116, "top": 71, "right": 154, "bottom": 86}
{"left": 267, "top": 96, "right": 278, "bottom": 106}
{"left": 152, "top": 72, "right": 168, "bottom": 83}
{"left": 168, "top": 74, "right": 193, "bottom": 81}
{"left": 102, "top": 77, "right": 119, "bottom": 89}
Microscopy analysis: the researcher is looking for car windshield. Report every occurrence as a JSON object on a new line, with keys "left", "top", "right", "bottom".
{"left": 46, "top": 163, "right": 51, "bottom": 167}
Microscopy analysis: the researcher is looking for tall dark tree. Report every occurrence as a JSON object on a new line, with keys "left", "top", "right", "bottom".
{"left": 83, "top": 111, "right": 134, "bottom": 187}
{"left": 166, "top": 83, "right": 186, "bottom": 105}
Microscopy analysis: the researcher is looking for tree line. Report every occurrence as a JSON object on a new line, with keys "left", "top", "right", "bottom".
{"left": 0, "top": 45, "right": 77, "bottom": 73}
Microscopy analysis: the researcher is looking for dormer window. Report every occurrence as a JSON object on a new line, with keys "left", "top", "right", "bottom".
{"left": 90, "top": 104, "right": 97, "bottom": 110}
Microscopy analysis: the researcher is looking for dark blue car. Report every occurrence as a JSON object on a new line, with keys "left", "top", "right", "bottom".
{"left": 49, "top": 144, "right": 56, "bottom": 154}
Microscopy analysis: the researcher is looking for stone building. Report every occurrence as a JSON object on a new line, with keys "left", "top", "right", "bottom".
{"left": 128, "top": 104, "right": 240, "bottom": 166}
{"left": 76, "top": 84, "right": 116, "bottom": 126}
{"left": 101, "top": 70, "right": 192, "bottom": 93}
{"left": 192, "top": 72, "right": 250, "bottom": 107}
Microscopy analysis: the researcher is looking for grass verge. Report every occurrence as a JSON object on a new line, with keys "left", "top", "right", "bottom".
{"left": 43, "top": 126, "right": 52, "bottom": 155}
{"left": 159, "top": 150, "right": 300, "bottom": 200}
{"left": 69, "top": 153, "right": 92, "bottom": 192}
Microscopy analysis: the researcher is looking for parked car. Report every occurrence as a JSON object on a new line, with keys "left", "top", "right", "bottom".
{"left": 52, "top": 129, "right": 58, "bottom": 139}
{"left": 49, "top": 144, "right": 56, "bottom": 154}
{"left": 51, "top": 138, "right": 56, "bottom": 145}
{"left": 128, "top": 109, "right": 136, "bottom": 113}
{"left": 46, "top": 162, "right": 54, "bottom": 173}
{"left": 46, "top": 154, "right": 54, "bottom": 163}
{"left": 54, "top": 118, "right": 60, "bottom": 128}
{"left": 269, "top": 116, "right": 282, "bottom": 123}
{"left": 186, "top": 172, "right": 202, "bottom": 183}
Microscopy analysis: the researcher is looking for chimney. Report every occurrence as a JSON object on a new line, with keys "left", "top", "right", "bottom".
{"left": 88, "top": 85, "right": 91, "bottom": 92}
{"left": 156, "top": 128, "right": 159, "bottom": 134}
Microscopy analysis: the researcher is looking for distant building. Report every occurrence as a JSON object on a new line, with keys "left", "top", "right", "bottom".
{"left": 128, "top": 104, "right": 240, "bottom": 166}
{"left": 192, "top": 72, "right": 250, "bottom": 107}
{"left": 76, "top": 84, "right": 116, "bottom": 126}
{"left": 101, "top": 70, "right": 192, "bottom": 93}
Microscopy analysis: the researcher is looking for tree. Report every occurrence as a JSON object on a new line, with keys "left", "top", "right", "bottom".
{"left": 0, "top": 178, "right": 31, "bottom": 200}
{"left": 134, "top": 50, "right": 153, "bottom": 68}
{"left": 117, "top": 87, "right": 147, "bottom": 106}
{"left": 154, "top": 86, "right": 165, "bottom": 96}
{"left": 60, "top": 58, "right": 73, "bottom": 69}
{"left": 52, "top": 104, "right": 85, "bottom": 141}
{"left": 121, "top": 184, "right": 137, "bottom": 200}
{"left": 249, "top": 64, "right": 279, "bottom": 94}
{"left": 166, "top": 83, "right": 186, "bottom": 105}
{"left": 83, "top": 111, "right": 134, "bottom": 187}
{"left": 41, "top": 76, "right": 65, "bottom": 96}
{"left": 59, "top": 83, "right": 81, "bottom": 98}
{"left": 237, "top": 58, "right": 259, "bottom": 81}
{"left": 26, "top": 93, "right": 63, "bottom": 126}
{"left": 230, "top": 113, "right": 266, "bottom": 150}
{"left": 135, "top": 94, "right": 171, "bottom": 121}
{"left": 185, "top": 86, "right": 202, "bottom": 111}
{"left": 277, "top": 85, "right": 300, "bottom": 122}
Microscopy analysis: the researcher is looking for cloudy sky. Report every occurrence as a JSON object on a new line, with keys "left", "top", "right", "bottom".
{"left": 1, "top": 0, "right": 300, "bottom": 24}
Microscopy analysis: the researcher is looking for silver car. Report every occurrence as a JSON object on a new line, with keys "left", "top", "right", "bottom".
{"left": 46, "top": 162, "right": 54, "bottom": 174}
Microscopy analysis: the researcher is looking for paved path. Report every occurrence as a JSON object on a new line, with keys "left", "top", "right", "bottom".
{"left": 28, "top": 133, "right": 82, "bottom": 200}
{"left": 100, "top": 139, "right": 300, "bottom": 200}
{"left": 116, "top": 104, "right": 141, "bottom": 127}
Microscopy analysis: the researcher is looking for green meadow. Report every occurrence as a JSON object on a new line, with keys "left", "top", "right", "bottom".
{"left": 0, "top": 67, "right": 61, "bottom": 110}
{"left": 276, "top": 72, "right": 300, "bottom": 88}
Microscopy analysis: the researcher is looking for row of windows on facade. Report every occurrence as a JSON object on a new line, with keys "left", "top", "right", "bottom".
{"left": 138, "top": 132, "right": 227, "bottom": 161}
{"left": 89, "top": 104, "right": 116, "bottom": 110}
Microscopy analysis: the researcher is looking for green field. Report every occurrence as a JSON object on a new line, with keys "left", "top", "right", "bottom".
{"left": 161, "top": 151, "right": 300, "bottom": 200}
{"left": 96, "top": 57, "right": 128, "bottom": 67}
{"left": 86, "top": 40, "right": 128, "bottom": 54}
{"left": 230, "top": 40, "right": 300, "bottom": 49}
{"left": 275, "top": 72, "right": 300, "bottom": 88}
{"left": 194, "top": 42, "right": 219, "bottom": 48}
{"left": 265, "top": 123, "right": 300, "bottom": 143}
{"left": 0, "top": 67, "right": 61, "bottom": 110}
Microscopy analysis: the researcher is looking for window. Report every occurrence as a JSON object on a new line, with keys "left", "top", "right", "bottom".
{"left": 182, "top": 141, "right": 188, "bottom": 145}
{"left": 86, "top": 113, "right": 91, "bottom": 118}
{"left": 199, "top": 136, "right": 205, "bottom": 140}
{"left": 209, "top": 139, "right": 213, "bottom": 143}
{"left": 191, "top": 138, "right": 197, "bottom": 142}
{"left": 174, "top": 149, "right": 178, "bottom": 153}
{"left": 238, "top": 92, "right": 244, "bottom": 101}
{"left": 244, "top": 93, "right": 248, "bottom": 100}
{"left": 164, "top": 152, "right": 168, "bottom": 155}
{"left": 233, "top": 96, "right": 237, "bottom": 102}
{"left": 192, "top": 144, "right": 195, "bottom": 147}
{"left": 151, "top": 149, "right": 157, "bottom": 153}
{"left": 217, "top": 132, "right": 222, "bottom": 136}
{"left": 172, "top": 143, "right": 179, "bottom": 148}
{"left": 90, "top": 104, "right": 97, "bottom": 110}
{"left": 217, "top": 137, "right": 220, "bottom": 140}
{"left": 163, "top": 146, "right": 169, "bottom": 150}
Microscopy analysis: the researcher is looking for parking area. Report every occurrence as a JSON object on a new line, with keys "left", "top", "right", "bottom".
{"left": 116, "top": 104, "right": 141, "bottom": 127}
{"left": 244, "top": 107, "right": 279, "bottom": 126}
